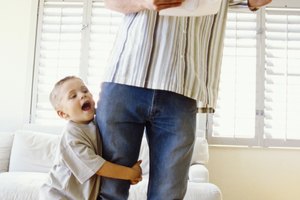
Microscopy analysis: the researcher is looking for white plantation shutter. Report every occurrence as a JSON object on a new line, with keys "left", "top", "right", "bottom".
{"left": 209, "top": 9, "right": 258, "bottom": 145}
{"left": 32, "top": 0, "right": 84, "bottom": 125}
{"left": 264, "top": 9, "right": 300, "bottom": 145}
{"left": 209, "top": 3, "right": 300, "bottom": 147}
{"left": 31, "top": 0, "right": 122, "bottom": 125}
{"left": 86, "top": 1, "right": 122, "bottom": 102}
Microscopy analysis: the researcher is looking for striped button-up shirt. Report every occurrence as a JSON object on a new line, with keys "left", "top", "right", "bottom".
{"left": 105, "top": 0, "right": 243, "bottom": 109}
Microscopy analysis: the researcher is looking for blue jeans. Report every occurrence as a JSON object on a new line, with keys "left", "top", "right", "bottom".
{"left": 96, "top": 83, "right": 197, "bottom": 200}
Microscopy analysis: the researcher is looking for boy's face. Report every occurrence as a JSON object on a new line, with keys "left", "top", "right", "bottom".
{"left": 57, "top": 78, "right": 95, "bottom": 124}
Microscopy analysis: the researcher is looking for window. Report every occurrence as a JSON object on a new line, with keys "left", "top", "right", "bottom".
{"left": 31, "top": 0, "right": 300, "bottom": 147}
{"left": 208, "top": 2, "right": 300, "bottom": 147}
{"left": 208, "top": 10, "right": 258, "bottom": 146}
{"left": 31, "top": 0, "right": 122, "bottom": 125}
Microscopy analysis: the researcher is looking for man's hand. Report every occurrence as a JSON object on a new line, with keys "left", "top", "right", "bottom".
{"left": 143, "top": 0, "right": 186, "bottom": 11}
{"left": 248, "top": 0, "right": 272, "bottom": 11}
{"left": 104, "top": 0, "right": 185, "bottom": 14}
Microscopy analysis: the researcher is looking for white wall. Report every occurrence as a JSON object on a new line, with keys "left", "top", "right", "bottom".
{"left": 0, "top": 1, "right": 37, "bottom": 131}
{"left": 207, "top": 146, "right": 300, "bottom": 200}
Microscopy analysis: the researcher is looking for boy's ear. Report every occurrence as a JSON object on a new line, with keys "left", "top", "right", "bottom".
{"left": 57, "top": 110, "right": 69, "bottom": 119}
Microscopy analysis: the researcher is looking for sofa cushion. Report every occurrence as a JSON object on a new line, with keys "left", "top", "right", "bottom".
{"left": 9, "top": 130, "right": 61, "bottom": 173}
{"left": 184, "top": 182, "right": 222, "bottom": 200}
{"left": 0, "top": 132, "right": 14, "bottom": 172}
{"left": 0, "top": 172, "right": 47, "bottom": 200}
{"left": 0, "top": 172, "right": 221, "bottom": 200}
{"left": 129, "top": 179, "right": 222, "bottom": 200}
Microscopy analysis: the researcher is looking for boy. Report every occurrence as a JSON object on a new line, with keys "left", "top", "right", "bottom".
{"left": 39, "top": 76, "right": 142, "bottom": 200}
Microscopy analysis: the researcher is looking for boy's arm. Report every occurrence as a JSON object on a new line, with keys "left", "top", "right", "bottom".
{"left": 96, "top": 160, "right": 142, "bottom": 181}
{"left": 104, "top": 0, "right": 184, "bottom": 14}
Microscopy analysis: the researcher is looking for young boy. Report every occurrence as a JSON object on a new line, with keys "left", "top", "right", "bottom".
{"left": 39, "top": 76, "right": 142, "bottom": 200}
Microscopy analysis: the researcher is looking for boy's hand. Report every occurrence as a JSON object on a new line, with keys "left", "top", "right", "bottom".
{"left": 130, "top": 160, "right": 143, "bottom": 184}
{"left": 130, "top": 177, "right": 142, "bottom": 185}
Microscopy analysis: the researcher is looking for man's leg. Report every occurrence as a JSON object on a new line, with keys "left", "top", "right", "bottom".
{"left": 96, "top": 83, "right": 151, "bottom": 200}
{"left": 146, "top": 90, "right": 197, "bottom": 200}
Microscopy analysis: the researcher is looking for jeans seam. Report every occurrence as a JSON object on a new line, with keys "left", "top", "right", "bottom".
{"left": 148, "top": 90, "right": 157, "bottom": 120}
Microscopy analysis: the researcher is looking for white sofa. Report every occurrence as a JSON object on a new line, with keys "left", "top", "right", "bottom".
{"left": 0, "top": 128, "right": 222, "bottom": 200}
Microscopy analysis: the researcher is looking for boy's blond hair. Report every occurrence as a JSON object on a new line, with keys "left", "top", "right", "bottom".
{"left": 49, "top": 76, "right": 81, "bottom": 110}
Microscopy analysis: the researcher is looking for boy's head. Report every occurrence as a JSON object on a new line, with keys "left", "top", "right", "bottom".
{"left": 50, "top": 76, "right": 95, "bottom": 124}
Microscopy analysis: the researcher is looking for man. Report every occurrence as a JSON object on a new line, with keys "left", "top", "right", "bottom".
{"left": 96, "top": 0, "right": 272, "bottom": 199}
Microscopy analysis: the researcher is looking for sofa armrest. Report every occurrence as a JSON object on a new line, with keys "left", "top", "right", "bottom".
{"left": 191, "top": 137, "right": 209, "bottom": 165}
{"left": 188, "top": 164, "right": 209, "bottom": 183}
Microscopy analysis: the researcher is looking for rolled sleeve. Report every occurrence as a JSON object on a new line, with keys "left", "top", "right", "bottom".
{"left": 61, "top": 145, "right": 105, "bottom": 184}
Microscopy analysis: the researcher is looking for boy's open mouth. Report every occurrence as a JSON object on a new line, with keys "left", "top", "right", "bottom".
{"left": 81, "top": 101, "right": 91, "bottom": 111}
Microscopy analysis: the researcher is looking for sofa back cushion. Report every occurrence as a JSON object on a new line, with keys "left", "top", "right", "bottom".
{"left": 9, "top": 130, "right": 61, "bottom": 173}
{"left": 0, "top": 132, "right": 14, "bottom": 172}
